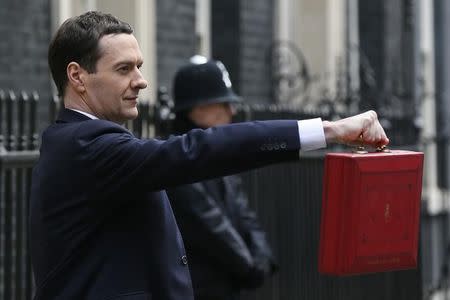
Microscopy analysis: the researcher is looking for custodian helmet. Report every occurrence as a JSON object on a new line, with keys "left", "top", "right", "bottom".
{"left": 172, "top": 55, "right": 241, "bottom": 112}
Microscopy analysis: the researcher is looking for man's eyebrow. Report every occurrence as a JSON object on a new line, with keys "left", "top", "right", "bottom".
{"left": 113, "top": 59, "right": 144, "bottom": 68}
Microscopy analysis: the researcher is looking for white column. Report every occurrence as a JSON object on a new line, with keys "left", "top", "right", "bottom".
{"left": 345, "top": 0, "right": 360, "bottom": 98}
{"left": 196, "top": 0, "right": 211, "bottom": 57}
{"left": 326, "top": 0, "right": 345, "bottom": 97}
{"left": 292, "top": 0, "right": 345, "bottom": 101}
{"left": 50, "top": 0, "right": 71, "bottom": 29}
{"left": 274, "top": 0, "right": 291, "bottom": 41}
{"left": 51, "top": 0, "right": 97, "bottom": 30}
{"left": 420, "top": 0, "right": 442, "bottom": 214}
{"left": 135, "top": 0, "right": 156, "bottom": 102}
{"left": 82, "top": 0, "right": 96, "bottom": 11}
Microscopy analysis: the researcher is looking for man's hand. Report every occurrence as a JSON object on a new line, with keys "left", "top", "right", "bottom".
{"left": 323, "top": 110, "right": 389, "bottom": 148}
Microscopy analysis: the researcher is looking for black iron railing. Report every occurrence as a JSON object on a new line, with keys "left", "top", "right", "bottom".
{"left": 0, "top": 90, "right": 39, "bottom": 152}
{"left": 0, "top": 150, "right": 38, "bottom": 300}
{"left": 241, "top": 155, "right": 422, "bottom": 300}
{"left": 0, "top": 89, "right": 423, "bottom": 300}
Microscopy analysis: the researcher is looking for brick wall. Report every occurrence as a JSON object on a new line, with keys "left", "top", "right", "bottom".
{"left": 156, "top": 0, "right": 197, "bottom": 97}
{"left": 0, "top": 0, "right": 52, "bottom": 128}
{"left": 211, "top": 0, "right": 241, "bottom": 94}
{"left": 358, "top": 0, "right": 417, "bottom": 116}
{"left": 239, "top": 0, "right": 274, "bottom": 104}
{"left": 212, "top": 0, "right": 274, "bottom": 104}
{"left": 358, "top": 1, "right": 384, "bottom": 110}
{"left": 156, "top": 0, "right": 274, "bottom": 104}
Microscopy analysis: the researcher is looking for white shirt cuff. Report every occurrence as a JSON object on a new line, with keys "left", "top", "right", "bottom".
{"left": 297, "top": 118, "right": 327, "bottom": 152}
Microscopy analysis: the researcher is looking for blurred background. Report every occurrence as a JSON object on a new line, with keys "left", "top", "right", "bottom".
{"left": 1, "top": 0, "right": 450, "bottom": 299}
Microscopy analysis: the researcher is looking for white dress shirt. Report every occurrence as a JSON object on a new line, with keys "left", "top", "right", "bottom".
{"left": 69, "top": 109, "right": 99, "bottom": 120}
{"left": 297, "top": 118, "right": 326, "bottom": 152}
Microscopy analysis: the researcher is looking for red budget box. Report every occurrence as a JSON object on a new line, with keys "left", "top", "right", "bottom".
{"left": 318, "top": 150, "right": 424, "bottom": 276}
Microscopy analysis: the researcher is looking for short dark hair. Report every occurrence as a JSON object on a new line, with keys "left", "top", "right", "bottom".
{"left": 48, "top": 11, "right": 133, "bottom": 97}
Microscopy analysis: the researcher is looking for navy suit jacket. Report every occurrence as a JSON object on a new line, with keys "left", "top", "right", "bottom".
{"left": 29, "top": 109, "right": 300, "bottom": 300}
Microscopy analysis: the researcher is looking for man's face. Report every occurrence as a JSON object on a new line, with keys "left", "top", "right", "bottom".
{"left": 81, "top": 33, "right": 147, "bottom": 123}
{"left": 188, "top": 102, "right": 234, "bottom": 128}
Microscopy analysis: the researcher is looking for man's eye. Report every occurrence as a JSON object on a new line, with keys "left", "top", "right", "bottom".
{"left": 118, "top": 66, "right": 130, "bottom": 72}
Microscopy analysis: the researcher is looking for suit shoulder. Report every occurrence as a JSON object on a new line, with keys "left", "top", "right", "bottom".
{"left": 41, "top": 119, "right": 133, "bottom": 152}
{"left": 60, "top": 119, "right": 131, "bottom": 143}
{"left": 79, "top": 119, "right": 129, "bottom": 133}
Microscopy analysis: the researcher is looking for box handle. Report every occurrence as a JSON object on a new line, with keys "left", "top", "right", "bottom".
{"left": 352, "top": 134, "right": 390, "bottom": 154}
{"left": 352, "top": 145, "right": 390, "bottom": 154}
{"left": 352, "top": 146, "right": 391, "bottom": 154}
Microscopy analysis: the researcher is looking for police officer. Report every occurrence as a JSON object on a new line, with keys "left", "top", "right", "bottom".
{"left": 167, "top": 55, "right": 277, "bottom": 300}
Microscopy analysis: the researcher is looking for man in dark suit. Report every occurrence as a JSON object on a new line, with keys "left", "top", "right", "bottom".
{"left": 29, "top": 11, "right": 389, "bottom": 300}
{"left": 167, "top": 56, "right": 278, "bottom": 300}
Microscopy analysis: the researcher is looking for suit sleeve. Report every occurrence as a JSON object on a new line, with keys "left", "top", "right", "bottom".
{"left": 77, "top": 120, "right": 300, "bottom": 197}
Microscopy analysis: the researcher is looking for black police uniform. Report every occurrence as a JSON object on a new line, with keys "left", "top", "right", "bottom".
{"left": 166, "top": 57, "right": 277, "bottom": 300}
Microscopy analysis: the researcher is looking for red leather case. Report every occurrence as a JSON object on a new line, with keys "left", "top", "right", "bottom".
{"left": 318, "top": 150, "right": 424, "bottom": 276}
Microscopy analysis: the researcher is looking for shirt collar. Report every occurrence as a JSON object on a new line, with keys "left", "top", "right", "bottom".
{"left": 67, "top": 108, "right": 99, "bottom": 120}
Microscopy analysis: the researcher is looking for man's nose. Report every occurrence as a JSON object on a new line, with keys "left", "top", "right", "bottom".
{"left": 132, "top": 70, "right": 148, "bottom": 89}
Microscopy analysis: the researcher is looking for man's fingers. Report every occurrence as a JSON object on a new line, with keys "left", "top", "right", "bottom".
{"left": 325, "top": 110, "right": 390, "bottom": 147}
{"left": 360, "top": 112, "right": 389, "bottom": 148}
{"left": 361, "top": 131, "right": 389, "bottom": 148}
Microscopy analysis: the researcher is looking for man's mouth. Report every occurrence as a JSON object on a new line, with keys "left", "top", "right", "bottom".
{"left": 124, "top": 96, "right": 138, "bottom": 101}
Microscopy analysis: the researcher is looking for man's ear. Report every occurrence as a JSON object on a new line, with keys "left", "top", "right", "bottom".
{"left": 67, "top": 62, "right": 86, "bottom": 93}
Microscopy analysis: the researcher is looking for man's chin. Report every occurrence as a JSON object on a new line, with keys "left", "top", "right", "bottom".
{"left": 126, "top": 108, "right": 139, "bottom": 119}
{"left": 115, "top": 109, "right": 139, "bottom": 124}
